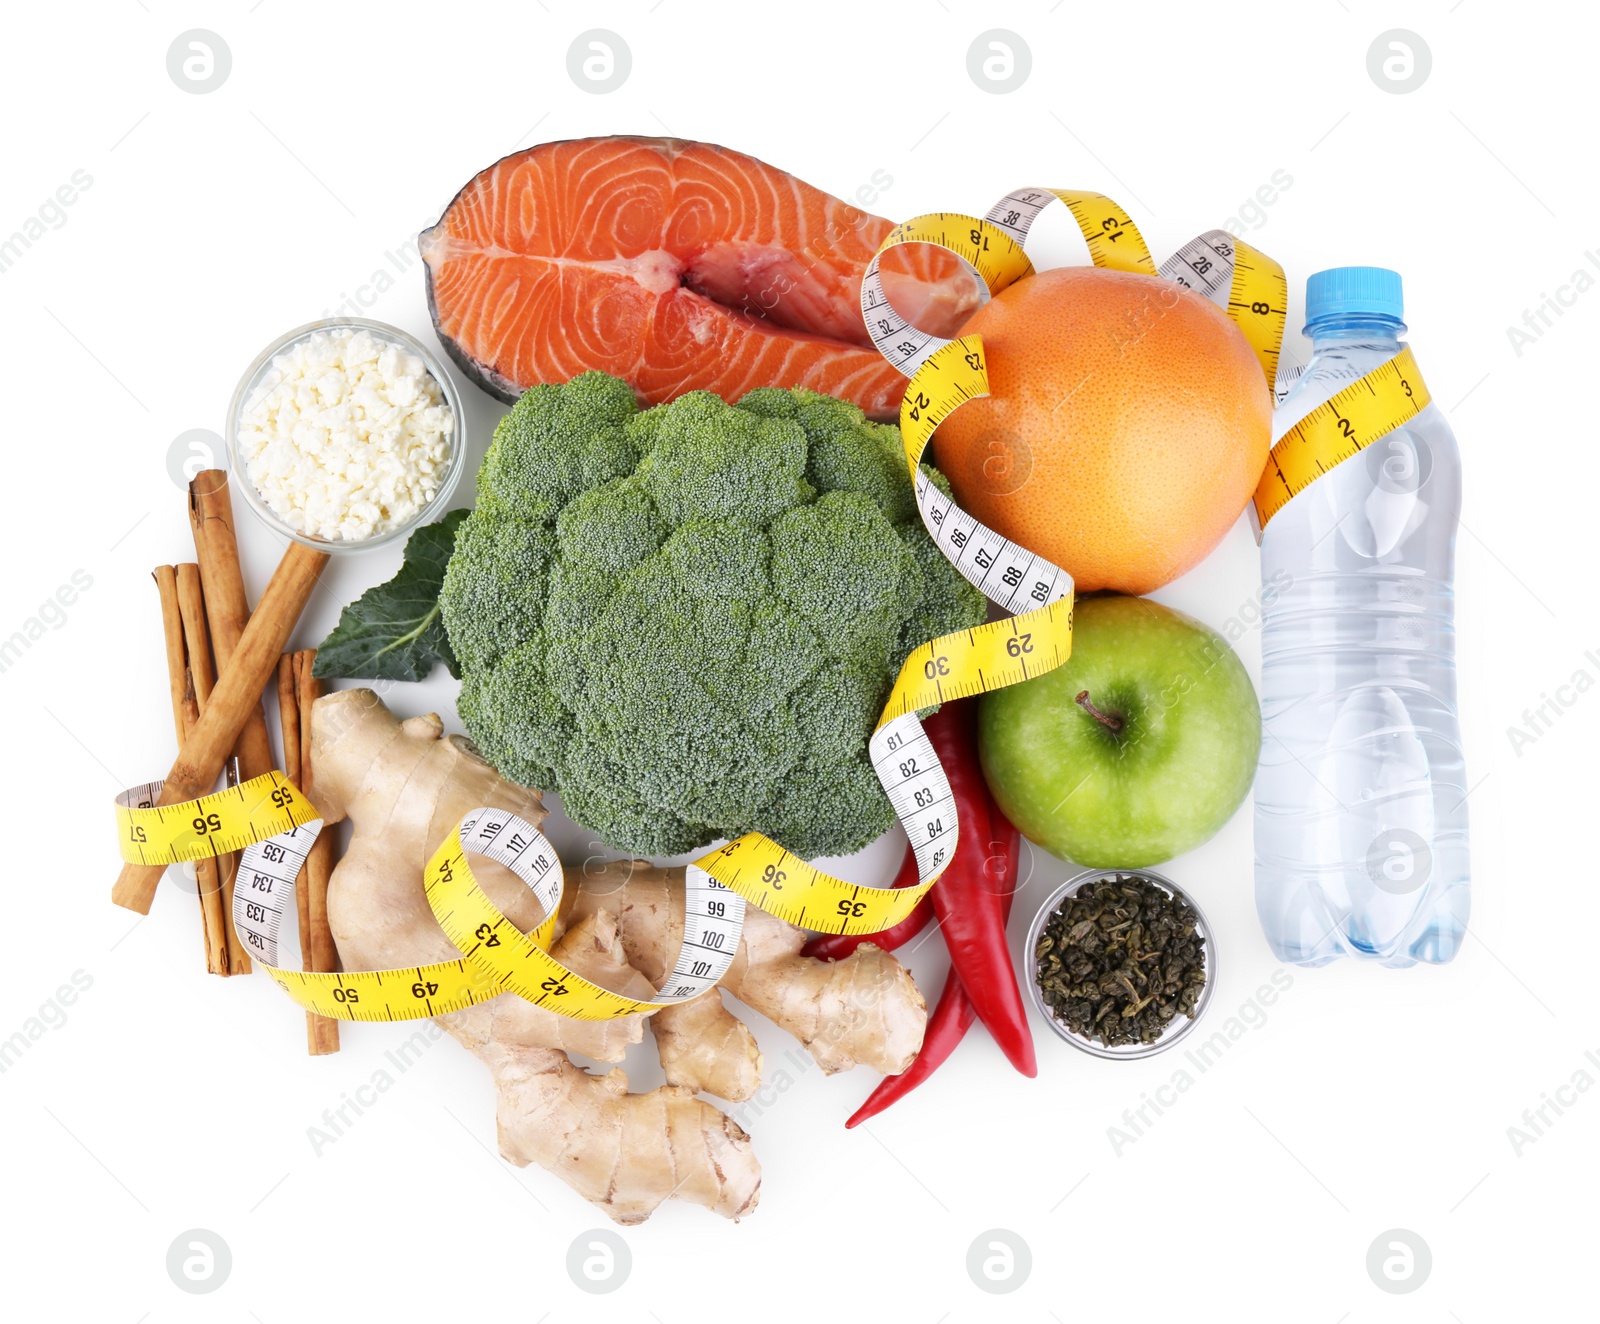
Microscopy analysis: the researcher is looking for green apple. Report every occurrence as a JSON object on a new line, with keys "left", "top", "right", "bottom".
{"left": 979, "top": 594, "right": 1260, "bottom": 868}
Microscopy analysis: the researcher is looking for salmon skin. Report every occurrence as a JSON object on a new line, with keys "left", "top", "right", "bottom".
{"left": 420, "top": 136, "right": 981, "bottom": 418}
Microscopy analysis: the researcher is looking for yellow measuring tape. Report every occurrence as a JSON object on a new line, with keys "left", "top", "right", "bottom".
{"left": 115, "top": 186, "right": 1430, "bottom": 1021}
{"left": 118, "top": 778, "right": 745, "bottom": 1021}
{"left": 973, "top": 187, "right": 1288, "bottom": 384}
{"left": 1252, "top": 344, "right": 1431, "bottom": 529}
{"left": 117, "top": 770, "right": 314, "bottom": 863}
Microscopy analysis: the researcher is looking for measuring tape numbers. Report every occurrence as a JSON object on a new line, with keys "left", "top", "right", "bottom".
{"left": 1252, "top": 343, "right": 1432, "bottom": 530}
{"left": 117, "top": 769, "right": 316, "bottom": 865}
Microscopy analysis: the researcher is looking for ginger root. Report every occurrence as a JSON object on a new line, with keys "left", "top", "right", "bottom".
{"left": 310, "top": 690, "right": 927, "bottom": 1224}
{"left": 566, "top": 863, "right": 926, "bottom": 1080}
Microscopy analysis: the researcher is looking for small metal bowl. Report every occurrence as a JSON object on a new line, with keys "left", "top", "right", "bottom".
{"left": 225, "top": 317, "right": 465, "bottom": 554}
{"left": 1025, "top": 866, "right": 1216, "bottom": 1060}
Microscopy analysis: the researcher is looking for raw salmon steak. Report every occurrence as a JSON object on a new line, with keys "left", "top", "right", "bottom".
{"left": 420, "top": 137, "right": 983, "bottom": 418}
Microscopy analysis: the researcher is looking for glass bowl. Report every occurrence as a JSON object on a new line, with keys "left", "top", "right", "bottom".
{"left": 225, "top": 317, "right": 466, "bottom": 554}
{"left": 1025, "top": 866, "right": 1217, "bottom": 1060}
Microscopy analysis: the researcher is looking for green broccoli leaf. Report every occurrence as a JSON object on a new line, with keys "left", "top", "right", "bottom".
{"left": 313, "top": 509, "right": 468, "bottom": 682}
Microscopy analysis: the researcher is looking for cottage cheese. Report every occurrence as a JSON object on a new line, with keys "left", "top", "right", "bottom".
{"left": 237, "top": 327, "right": 454, "bottom": 542}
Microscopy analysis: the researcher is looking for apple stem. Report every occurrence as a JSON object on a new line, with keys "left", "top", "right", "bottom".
{"left": 1075, "top": 690, "right": 1124, "bottom": 733}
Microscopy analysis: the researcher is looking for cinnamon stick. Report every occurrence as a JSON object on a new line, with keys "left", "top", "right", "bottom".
{"left": 174, "top": 566, "right": 212, "bottom": 704}
{"left": 113, "top": 540, "right": 329, "bottom": 914}
{"left": 158, "top": 566, "right": 229, "bottom": 976}
{"left": 294, "top": 651, "right": 317, "bottom": 800}
{"left": 213, "top": 844, "right": 249, "bottom": 974}
{"left": 283, "top": 650, "right": 340, "bottom": 1055}
{"left": 154, "top": 566, "right": 188, "bottom": 739}
{"left": 276, "top": 655, "right": 311, "bottom": 965}
{"left": 188, "top": 472, "right": 271, "bottom": 974}
{"left": 296, "top": 652, "right": 342, "bottom": 1055}
{"left": 188, "top": 470, "right": 275, "bottom": 789}
{"left": 176, "top": 564, "right": 249, "bottom": 976}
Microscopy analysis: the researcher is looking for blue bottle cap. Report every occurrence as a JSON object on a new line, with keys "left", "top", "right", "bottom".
{"left": 1304, "top": 266, "right": 1404, "bottom": 331}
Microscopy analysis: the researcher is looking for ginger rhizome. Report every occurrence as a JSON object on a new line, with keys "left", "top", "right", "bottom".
{"left": 308, "top": 689, "right": 927, "bottom": 1223}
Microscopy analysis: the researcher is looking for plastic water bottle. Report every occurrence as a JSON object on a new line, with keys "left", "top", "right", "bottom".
{"left": 1254, "top": 267, "right": 1470, "bottom": 967}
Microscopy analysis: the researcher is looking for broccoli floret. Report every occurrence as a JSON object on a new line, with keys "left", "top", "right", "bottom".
{"left": 439, "top": 369, "right": 987, "bottom": 860}
{"left": 633, "top": 392, "right": 813, "bottom": 525}
{"left": 555, "top": 477, "right": 666, "bottom": 573}
{"left": 438, "top": 515, "right": 555, "bottom": 672}
{"left": 742, "top": 387, "right": 917, "bottom": 523}
{"left": 661, "top": 517, "right": 770, "bottom": 603}
{"left": 476, "top": 372, "right": 639, "bottom": 521}
{"left": 457, "top": 641, "right": 565, "bottom": 793}
{"left": 770, "top": 491, "right": 917, "bottom": 667}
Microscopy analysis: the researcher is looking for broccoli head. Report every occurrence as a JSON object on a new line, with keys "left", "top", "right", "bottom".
{"left": 440, "top": 371, "right": 986, "bottom": 859}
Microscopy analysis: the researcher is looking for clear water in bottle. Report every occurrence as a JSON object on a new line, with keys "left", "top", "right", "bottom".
{"left": 1254, "top": 267, "right": 1470, "bottom": 967}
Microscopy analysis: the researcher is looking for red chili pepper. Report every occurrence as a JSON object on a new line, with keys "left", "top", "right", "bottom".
{"left": 923, "top": 701, "right": 1036, "bottom": 1078}
{"left": 846, "top": 962, "right": 978, "bottom": 1128}
{"left": 801, "top": 842, "right": 931, "bottom": 961}
{"left": 846, "top": 813, "right": 1024, "bottom": 1126}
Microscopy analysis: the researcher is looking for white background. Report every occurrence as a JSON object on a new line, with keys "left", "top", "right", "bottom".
{"left": 1, "top": 1, "right": 1590, "bottom": 1318}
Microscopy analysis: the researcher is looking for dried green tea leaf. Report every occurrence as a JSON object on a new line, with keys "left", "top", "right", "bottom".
{"left": 1034, "top": 874, "right": 1207, "bottom": 1048}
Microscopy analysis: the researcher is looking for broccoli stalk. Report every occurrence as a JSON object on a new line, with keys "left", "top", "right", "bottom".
{"left": 440, "top": 371, "right": 985, "bottom": 859}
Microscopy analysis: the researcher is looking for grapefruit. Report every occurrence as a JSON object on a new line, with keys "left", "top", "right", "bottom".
{"left": 932, "top": 266, "right": 1272, "bottom": 595}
